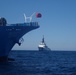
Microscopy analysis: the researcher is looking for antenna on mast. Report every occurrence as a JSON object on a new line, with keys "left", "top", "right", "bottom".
{"left": 23, "top": 12, "right": 36, "bottom": 22}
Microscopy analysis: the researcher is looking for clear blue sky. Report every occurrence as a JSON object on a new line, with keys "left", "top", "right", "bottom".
{"left": 0, "top": 0, "right": 76, "bottom": 50}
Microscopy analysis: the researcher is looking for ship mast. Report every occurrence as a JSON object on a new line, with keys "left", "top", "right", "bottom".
{"left": 42, "top": 35, "right": 44, "bottom": 43}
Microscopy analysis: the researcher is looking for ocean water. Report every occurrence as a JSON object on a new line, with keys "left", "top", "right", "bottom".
{"left": 0, "top": 50, "right": 76, "bottom": 75}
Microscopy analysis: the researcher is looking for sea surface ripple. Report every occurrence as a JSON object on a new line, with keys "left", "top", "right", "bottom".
{"left": 0, "top": 50, "right": 76, "bottom": 75}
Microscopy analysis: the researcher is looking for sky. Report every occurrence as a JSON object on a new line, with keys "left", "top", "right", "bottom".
{"left": 0, "top": 0, "right": 76, "bottom": 51}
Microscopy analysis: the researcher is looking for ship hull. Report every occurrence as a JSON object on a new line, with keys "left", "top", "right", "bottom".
{"left": 0, "top": 24, "right": 39, "bottom": 61}
{"left": 0, "top": 56, "right": 8, "bottom": 61}
{"left": 38, "top": 47, "right": 50, "bottom": 51}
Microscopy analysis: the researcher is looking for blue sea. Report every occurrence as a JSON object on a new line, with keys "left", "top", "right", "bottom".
{"left": 0, "top": 50, "right": 76, "bottom": 75}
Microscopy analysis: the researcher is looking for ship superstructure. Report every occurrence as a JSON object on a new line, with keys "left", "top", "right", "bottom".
{"left": 38, "top": 36, "right": 51, "bottom": 51}
{"left": 0, "top": 13, "right": 40, "bottom": 61}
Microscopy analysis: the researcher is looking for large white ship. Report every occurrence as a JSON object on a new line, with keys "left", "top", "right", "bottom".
{"left": 38, "top": 36, "right": 51, "bottom": 51}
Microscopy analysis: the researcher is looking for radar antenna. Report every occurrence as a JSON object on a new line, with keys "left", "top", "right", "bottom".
{"left": 24, "top": 12, "right": 35, "bottom": 22}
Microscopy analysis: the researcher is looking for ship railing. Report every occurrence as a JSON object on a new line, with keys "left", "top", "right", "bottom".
{"left": 25, "top": 22, "right": 39, "bottom": 26}
{"left": 8, "top": 22, "right": 39, "bottom": 26}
